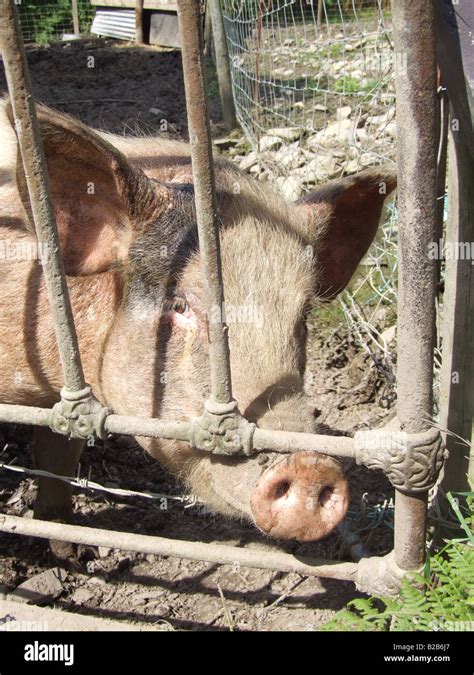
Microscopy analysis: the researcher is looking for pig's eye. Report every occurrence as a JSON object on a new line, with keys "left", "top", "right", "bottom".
{"left": 163, "top": 295, "right": 197, "bottom": 330}
{"left": 172, "top": 298, "right": 189, "bottom": 314}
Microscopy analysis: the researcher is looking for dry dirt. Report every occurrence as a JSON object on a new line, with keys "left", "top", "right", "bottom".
{"left": 0, "top": 40, "right": 396, "bottom": 631}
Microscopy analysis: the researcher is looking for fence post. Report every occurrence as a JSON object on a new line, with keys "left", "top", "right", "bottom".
{"left": 317, "top": 0, "right": 323, "bottom": 28}
{"left": 204, "top": 0, "right": 213, "bottom": 57}
{"left": 438, "top": 121, "right": 474, "bottom": 493}
{"left": 208, "top": 0, "right": 237, "bottom": 130}
{"left": 391, "top": 0, "right": 438, "bottom": 570}
{"left": 71, "top": 0, "right": 80, "bottom": 36}
{"left": 135, "top": 0, "right": 144, "bottom": 44}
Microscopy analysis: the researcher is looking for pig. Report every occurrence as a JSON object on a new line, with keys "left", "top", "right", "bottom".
{"left": 0, "top": 101, "right": 396, "bottom": 543}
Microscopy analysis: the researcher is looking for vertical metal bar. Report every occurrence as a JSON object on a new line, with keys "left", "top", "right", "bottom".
{"left": 0, "top": 0, "right": 86, "bottom": 393}
{"left": 176, "top": 0, "right": 233, "bottom": 405}
{"left": 391, "top": 1, "right": 438, "bottom": 570}
{"left": 208, "top": 0, "right": 237, "bottom": 130}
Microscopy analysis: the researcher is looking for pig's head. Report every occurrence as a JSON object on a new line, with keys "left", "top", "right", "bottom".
{"left": 9, "top": 104, "right": 396, "bottom": 542}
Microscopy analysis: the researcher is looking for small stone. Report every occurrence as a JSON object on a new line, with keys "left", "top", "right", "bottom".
{"left": 98, "top": 546, "right": 112, "bottom": 558}
{"left": 360, "top": 152, "right": 381, "bottom": 167}
{"left": 276, "top": 175, "right": 303, "bottom": 201}
{"left": 308, "top": 119, "right": 356, "bottom": 149}
{"left": 213, "top": 137, "right": 239, "bottom": 150}
{"left": 384, "top": 122, "right": 397, "bottom": 138}
{"left": 131, "top": 595, "right": 148, "bottom": 607}
{"left": 88, "top": 576, "right": 107, "bottom": 585}
{"left": 274, "top": 142, "right": 306, "bottom": 169}
{"left": 383, "top": 321, "right": 396, "bottom": 340}
{"left": 356, "top": 128, "right": 369, "bottom": 143}
{"left": 239, "top": 151, "right": 258, "bottom": 171}
{"left": 336, "top": 106, "right": 352, "bottom": 121}
{"left": 11, "top": 568, "right": 66, "bottom": 605}
{"left": 71, "top": 588, "right": 95, "bottom": 605}
{"left": 266, "top": 126, "right": 302, "bottom": 142}
{"left": 258, "top": 135, "right": 282, "bottom": 152}
{"left": 149, "top": 107, "right": 164, "bottom": 116}
{"left": 293, "top": 152, "right": 338, "bottom": 183}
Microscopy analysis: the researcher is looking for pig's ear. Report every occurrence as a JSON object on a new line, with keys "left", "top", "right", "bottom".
{"left": 6, "top": 102, "right": 166, "bottom": 275}
{"left": 296, "top": 168, "right": 397, "bottom": 300}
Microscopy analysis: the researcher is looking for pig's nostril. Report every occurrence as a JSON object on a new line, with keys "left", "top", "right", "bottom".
{"left": 273, "top": 480, "right": 291, "bottom": 500}
{"left": 319, "top": 485, "right": 335, "bottom": 508}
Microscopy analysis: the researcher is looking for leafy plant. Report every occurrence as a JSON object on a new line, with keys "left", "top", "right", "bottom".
{"left": 323, "top": 493, "right": 474, "bottom": 631}
{"left": 18, "top": 0, "right": 92, "bottom": 45}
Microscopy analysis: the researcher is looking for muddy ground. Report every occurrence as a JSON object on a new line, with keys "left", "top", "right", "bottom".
{"left": 0, "top": 40, "right": 396, "bottom": 631}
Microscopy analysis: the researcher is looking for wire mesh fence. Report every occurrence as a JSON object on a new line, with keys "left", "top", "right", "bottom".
{"left": 17, "top": 0, "right": 95, "bottom": 44}
{"left": 222, "top": 0, "right": 395, "bottom": 187}
{"left": 220, "top": 0, "right": 399, "bottom": 408}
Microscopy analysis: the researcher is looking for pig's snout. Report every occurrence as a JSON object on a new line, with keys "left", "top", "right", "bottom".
{"left": 250, "top": 452, "right": 349, "bottom": 542}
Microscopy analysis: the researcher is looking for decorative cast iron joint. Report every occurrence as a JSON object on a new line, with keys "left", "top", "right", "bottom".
{"left": 50, "top": 386, "right": 109, "bottom": 440}
{"left": 190, "top": 397, "right": 256, "bottom": 456}
{"left": 354, "top": 552, "right": 418, "bottom": 596}
{"left": 354, "top": 428, "right": 448, "bottom": 493}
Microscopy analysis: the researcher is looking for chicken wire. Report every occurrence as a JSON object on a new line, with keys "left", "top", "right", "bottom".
{"left": 17, "top": 0, "right": 95, "bottom": 44}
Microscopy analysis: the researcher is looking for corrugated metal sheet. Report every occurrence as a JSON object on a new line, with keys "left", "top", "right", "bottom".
{"left": 91, "top": 10, "right": 136, "bottom": 40}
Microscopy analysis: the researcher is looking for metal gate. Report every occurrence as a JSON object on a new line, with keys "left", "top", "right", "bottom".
{"left": 0, "top": 0, "right": 451, "bottom": 596}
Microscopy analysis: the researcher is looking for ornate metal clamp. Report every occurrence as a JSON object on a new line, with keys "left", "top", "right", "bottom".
{"left": 50, "top": 385, "right": 109, "bottom": 440}
{"left": 354, "top": 551, "right": 417, "bottom": 596}
{"left": 354, "top": 427, "right": 448, "bottom": 493}
{"left": 190, "top": 397, "right": 256, "bottom": 456}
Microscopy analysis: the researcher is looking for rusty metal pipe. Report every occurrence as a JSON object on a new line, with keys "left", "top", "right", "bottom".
{"left": 0, "top": 404, "right": 356, "bottom": 458}
{"left": 176, "top": 0, "right": 234, "bottom": 406}
{"left": 0, "top": 0, "right": 86, "bottom": 393}
{"left": 391, "top": 0, "right": 438, "bottom": 570}
{"left": 0, "top": 514, "right": 358, "bottom": 581}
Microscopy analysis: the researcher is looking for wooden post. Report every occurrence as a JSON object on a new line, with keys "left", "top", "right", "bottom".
{"left": 438, "top": 118, "right": 474, "bottom": 493}
{"left": 208, "top": 0, "right": 237, "bottom": 130}
{"left": 135, "top": 0, "right": 144, "bottom": 44}
{"left": 204, "top": 0, "right": 213, "bottom": 57}
{"left": 317, "top": 0, "right": 324, "bottom": 28}
{"left": 71, "top": 0, "right": 80, "bottom": 35}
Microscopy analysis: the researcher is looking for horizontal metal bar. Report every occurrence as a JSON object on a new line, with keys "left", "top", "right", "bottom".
{"left": 0, "top": 514, "right": 357, "bottom": 581}
{"left": 0, "top": 404, "right": 52, "bottom": 427}
{"left": 0, "top": 404, "right": 357, "bottom": 458}
{"left": 253, "top": 427, "right": 355, "bottom": 458}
